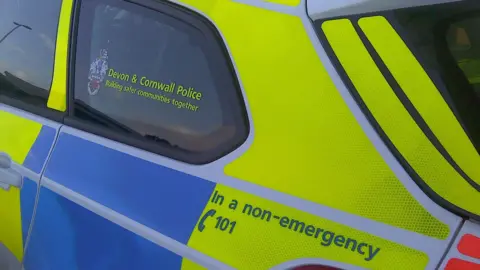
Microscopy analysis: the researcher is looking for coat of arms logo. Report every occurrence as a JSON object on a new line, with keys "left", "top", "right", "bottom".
{"left": 87, "top": 49, "right": 109, "bottom": 96}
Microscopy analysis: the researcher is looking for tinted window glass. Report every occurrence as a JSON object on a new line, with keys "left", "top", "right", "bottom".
{"left": 394, "top": 2, "right": 480, "bottom": 151}
{"left": 0, "top": 0, "right": 61, "bottom": 107}
{"left": 447, "top": 17, "right": 480, "bottom": 97}
{"left": 73, "top": 0, "right": 248, "bottom": 163}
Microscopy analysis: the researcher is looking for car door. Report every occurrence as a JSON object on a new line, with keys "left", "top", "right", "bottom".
{"left": 0, "top": 108, "right": 59, "bottom": 269}
{"left": 311, "top": 0, "right": 480, "bottom": 219}
{"left": 22, "top": 0, "right": 248, "bottom": 269}
{"left": 0, "top": 0, "right": 64, "bottom": 267}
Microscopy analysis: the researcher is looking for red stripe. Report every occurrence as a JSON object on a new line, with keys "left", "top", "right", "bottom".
{"left": 458, "top": 234, "right": 480, "bottom": 259}
{"left": 445, "top": 259, "right": 480, "bottom": 270}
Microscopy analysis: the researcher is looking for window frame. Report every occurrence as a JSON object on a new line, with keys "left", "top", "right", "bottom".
{"left": 65, "top": 0, "right": 250, "bottom": 165}
{"left": 0, "top": 0, "right": 66, "bottom": 122}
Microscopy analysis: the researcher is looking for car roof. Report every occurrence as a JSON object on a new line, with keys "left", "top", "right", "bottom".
{"left": 307, "top": 0, "right": 463, "bottom": 20}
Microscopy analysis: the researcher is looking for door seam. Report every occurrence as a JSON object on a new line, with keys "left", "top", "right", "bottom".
{"left": 21, "top": 124, "right": 63, "bottom": 267}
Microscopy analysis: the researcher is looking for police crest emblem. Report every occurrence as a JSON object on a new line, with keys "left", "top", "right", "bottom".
{"left": 87, "top": 49, "right": 109, "bottom": 96}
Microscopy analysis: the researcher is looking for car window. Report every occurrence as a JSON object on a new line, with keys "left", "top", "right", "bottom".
{"left": 393, "top": 4, "right": 480, "bottom": 151}
{"left": 0, "top": 0, "right": 61, "bottom": 108}
{"left": 73, "top": 0, "right": 248, "bottom": 163}
{"left": 447, "top": 17, "right": 480, "bottom": 96}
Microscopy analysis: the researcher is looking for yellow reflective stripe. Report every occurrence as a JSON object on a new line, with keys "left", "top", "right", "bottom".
{"left": 0, "top": 110, "right": 42, "bottom": 261}
{"left": 47, "top": 0, "right": 73, "bottom": 112}
{"left": 359, "top": 16, "right": 480, "bottom": 187}
{"left": 186, "top": 185, "right": 428, "bottom": 269}
{"left": 0, "top": 188, "right": 22, "bottom": 261}
{"left": 322, "top": 19, "right": 480, "bottom": 215}
{"left": 0, "top": 111, "right": 42, "bottom": 164}
{"left": 180, "top": 0, "right": 446, "bottom": 240}
{"left": 264, "top": 0, "right": 300, "bottom": 6}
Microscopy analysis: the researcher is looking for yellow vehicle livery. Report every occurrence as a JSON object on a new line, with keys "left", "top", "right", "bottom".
{"left": 0, "top": 0, "right": 479, "bottom": 269}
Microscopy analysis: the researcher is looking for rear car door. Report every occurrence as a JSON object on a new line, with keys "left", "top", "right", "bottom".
{"left": 0, "top": 0, "right": 63, "bottom": 267}
{"left": 22, "top": 0, "right": 249, "bottom": 269}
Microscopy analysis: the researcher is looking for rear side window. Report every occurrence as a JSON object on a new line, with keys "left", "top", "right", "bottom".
{"left": 447, "top": 17, "right": 480, "bottom": 92}
{"left": 394, "top": 1, "right": 480, "bottom": 151}
{"left": 72, "top": 0, "right": 248, "bottom": 164}
{"left": 0, "top": 0, "right": 61, "bottom": 109}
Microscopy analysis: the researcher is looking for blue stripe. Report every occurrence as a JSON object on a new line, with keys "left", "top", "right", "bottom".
{"left": 21, "top": 126, "right": 56, "bottom": 247}
{"left": 24, "top": 187, "right": 183, "bottom": 270}
{"left": 44, "top": 133, "right": 215, "bottom": 244}
{"left": 23, "top": 126, "right": 56, "bottom": 173}
{"left": 20, "top": 178, "right": 37, "bottom": 245}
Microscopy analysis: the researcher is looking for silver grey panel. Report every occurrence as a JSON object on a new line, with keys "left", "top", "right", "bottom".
{"left": 307, "top": 0, "right": 463, "bottom": 20}
{"left": 0, "top": 243, "right": 21, "bottom": 270}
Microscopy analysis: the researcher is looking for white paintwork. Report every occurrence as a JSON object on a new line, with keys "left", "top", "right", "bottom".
{"left": 0, "top": 103, "right": 62, "bottom": 129}
{"left": 307, "top": 0, "right": 463, "bottom": 20}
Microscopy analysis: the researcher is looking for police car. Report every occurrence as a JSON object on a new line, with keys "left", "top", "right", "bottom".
{"left": 0, "top": 0, "right": 479, "bottom": 269}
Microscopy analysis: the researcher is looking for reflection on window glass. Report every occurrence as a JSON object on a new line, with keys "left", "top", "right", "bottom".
{"left": 447, "top": 18, "right": 480, "bottom": 96}
{"left": 393, "top": 5, "right": 480, "bottom": 150}
{"left": 74, "top": 0, "right": 248, "bottom": 160}
{"left": 444, "top": 17, "right": 480, "bottom": 146}
{"left": 0, "top": 0, "right": 61, "bottom": 106}
{"left": 84, "top": 4, "right": 222, "bottom": 136}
